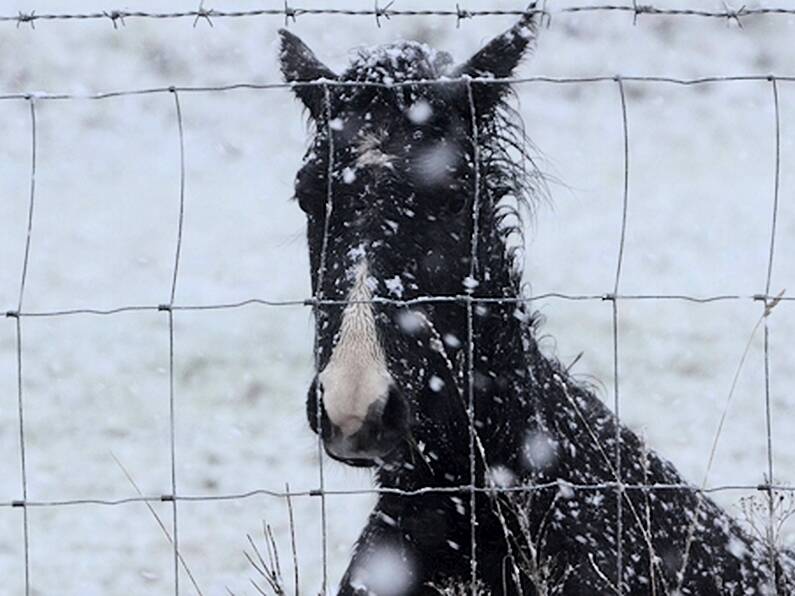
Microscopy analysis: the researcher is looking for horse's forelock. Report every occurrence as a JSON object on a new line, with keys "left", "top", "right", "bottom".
{"left": 345, "top": 41, "right": 452, "bottom": 83}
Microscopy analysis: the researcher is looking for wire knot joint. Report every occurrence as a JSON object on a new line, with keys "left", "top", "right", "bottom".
{"left": 455, "top": 4, "right": 472, "bottom": 28}
{"left": 283, "top": 0, "right": 298, "bottom": 26}
{"left": 103, "top": 10, "right": 127, "bottom": 29}
{"left": 193, "top": 1, "right": 215, "bottom": 28}
{"left": 16, "top": 11, "right": 36, "bottom": 29}
{"left": 374, "top": 0, "right": 395, "bottom": 28}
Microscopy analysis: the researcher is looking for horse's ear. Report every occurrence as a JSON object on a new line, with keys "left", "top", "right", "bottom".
{"left": 454, "top": 7, "right": 538, "bottom": 110}
{"left": 278, "top": 29, "right": 338, "bottom": 119}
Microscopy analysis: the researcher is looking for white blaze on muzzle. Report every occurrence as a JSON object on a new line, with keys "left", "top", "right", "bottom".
{"left": 318, "top": 261, "right": 393, "bottom": 437}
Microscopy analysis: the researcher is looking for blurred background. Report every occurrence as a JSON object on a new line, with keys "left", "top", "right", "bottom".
{"left": 1, "top": 0, "right": 794, "bottom": 593}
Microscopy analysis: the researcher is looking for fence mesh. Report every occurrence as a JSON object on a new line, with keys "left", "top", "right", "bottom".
{"left": 2, "top": 4, "right": 794, "bottom": 595}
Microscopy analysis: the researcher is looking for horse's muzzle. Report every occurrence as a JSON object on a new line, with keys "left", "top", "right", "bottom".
{"left": 306, "top": 380, "right": 410, "bottom": 466}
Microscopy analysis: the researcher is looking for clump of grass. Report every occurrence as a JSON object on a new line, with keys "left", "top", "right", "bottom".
{"left": 244, "top": 522, "right": 287, "bottom": 595}
{"left": 239, "top": 484, "right": 300, "bottom": 596}
{"left": 739, "top": 485, "right": 795, "bottom": 592}
{"left": 740, "top": 487, "right": 795, "bottom": 550}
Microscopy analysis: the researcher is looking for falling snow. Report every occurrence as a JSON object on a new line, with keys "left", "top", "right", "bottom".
{"left": 488, "top": 464, "right": 517, "bottom": 488}
{"left": 462, "top": 276, "right": 480, "bottom": 290}
{"left": 385, "top": 275, "right": 404, "bottom": 297}
{"left": 349, "top": 546, "right": 414, "bottom": 596}
{"left": 342, "top": 167, "right": 357, "bottom": 184}
{"left": 521, "top": 429, "right": 559, "bottom": 471}
{"left": 407, "top": 99, "right": 434, "bottom": 124}
{"left": 396, "top": 309, "right": 426, "bottom": 335}
{"left": 444, "top": 334, "right": 462, "bottom": 349}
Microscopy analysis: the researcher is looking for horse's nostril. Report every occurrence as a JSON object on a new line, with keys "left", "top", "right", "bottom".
{"left": 305, "top": 376, "right": 333, "bottom": 437}
{"left": 381, "top": 385, "right": 410, "bottom": 432}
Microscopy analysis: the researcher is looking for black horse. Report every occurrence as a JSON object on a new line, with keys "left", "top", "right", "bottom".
{"left": 279, "top": 12, "right": 794, "bottom": 595}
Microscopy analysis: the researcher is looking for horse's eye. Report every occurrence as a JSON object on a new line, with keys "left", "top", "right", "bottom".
{"left": 436, "top": 181, "right": 467, "bottom": 216}
{"left": 445, "top": 193, "right": 467, "bottom": 215}
{"left": 295, "top": 191, "right": 318, "bottom": 215}
{"left": 294, "top": 163, "right": 326, "bottom": 216}
{"left": 294, "top": 179, "right": 326, "bottom": 216}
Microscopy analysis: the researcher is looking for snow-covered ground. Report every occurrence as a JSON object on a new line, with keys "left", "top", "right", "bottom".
{"left": 1, "top": 0, "right": 794, "bottom": 594}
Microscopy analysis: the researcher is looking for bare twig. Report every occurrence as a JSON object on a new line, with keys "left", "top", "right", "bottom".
{"left": 110, "top": 453, "right": 204, "bottom": 596}
{"left": 246, "top": 525, "right": 287, "bottom": 595}
{"left": 285, "top": 483, "right": 300, "bottom": 596}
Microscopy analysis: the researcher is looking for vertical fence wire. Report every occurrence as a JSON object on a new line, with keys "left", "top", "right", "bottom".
{"left": 612, "top": 76, "right": 631, "bottom": 595}
{"left": 762, "top": 76, "right": 781, "bottom": 590}
{"left": 10, "top": 95, "right": 37, "bottom": 596}
{"left": 764, "top": 77, "right": 781, "bottom": 300}
{"left": 167, "top": 88, "right": 187, "bottom": 595}
{"left": 465, "top": 79, "right": 482, "bottom": 593}
{"left": 763, "top": 77, "right": 781, "bottom": 475}
{"left": 465, "top": 295, "right": 477, "bottom": 593}
{"left": 311, "top": 84, "right": 336, "bottom": 595}
{"left": 12, "top": 310, "right": 30, "bottom": 596}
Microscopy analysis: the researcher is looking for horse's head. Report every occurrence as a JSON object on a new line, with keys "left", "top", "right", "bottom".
{"left": 280, "top": 14, "right": 537, "bottom": 468}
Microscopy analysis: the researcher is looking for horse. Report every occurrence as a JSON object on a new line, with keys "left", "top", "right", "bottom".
{"left": 279, "top": 11, "right": 794, "bottom": 595}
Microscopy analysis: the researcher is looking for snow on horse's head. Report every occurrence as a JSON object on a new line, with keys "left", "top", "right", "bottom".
{"left": 279, "top": 13, "right": 539, "bottom": 468}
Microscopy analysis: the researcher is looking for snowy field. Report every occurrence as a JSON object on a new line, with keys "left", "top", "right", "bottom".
{"left": 1, "top": 0, "right": 795, "bottom": 594}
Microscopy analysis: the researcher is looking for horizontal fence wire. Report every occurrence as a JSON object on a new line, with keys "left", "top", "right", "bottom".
{"left": 2, "top": 3, "right": 795, "bottom": 29}
{"left": 2, "top": 23, "right": 792, "bottom": 593}
{"left": 3, "top": 74, "right": 795, "bottom": 102}
{"left": 2, "top": 483, "right": 795, "bottom": 509}
{"left": 4, "top": 293, "right": 794, "bottom": 320}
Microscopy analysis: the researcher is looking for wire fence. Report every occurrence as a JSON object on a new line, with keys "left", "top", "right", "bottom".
{"left": 3, "top": 2, "right": 795, "bottom": 29}
{"left": 2, "top": 5, "right": 794, "bottom": 596}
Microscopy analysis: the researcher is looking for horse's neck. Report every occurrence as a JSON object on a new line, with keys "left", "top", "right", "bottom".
{"left": 471, "top": 302, "right": 610, "bottom": 470}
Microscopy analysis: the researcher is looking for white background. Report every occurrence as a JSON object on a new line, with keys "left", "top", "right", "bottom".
{"left": 1, "top": 1, "right": 794, "bottom": 593}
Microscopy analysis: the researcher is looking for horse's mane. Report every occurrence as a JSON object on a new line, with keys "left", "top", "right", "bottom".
{"left": 477, "top": 88, "right": 545, "bottom": 298}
